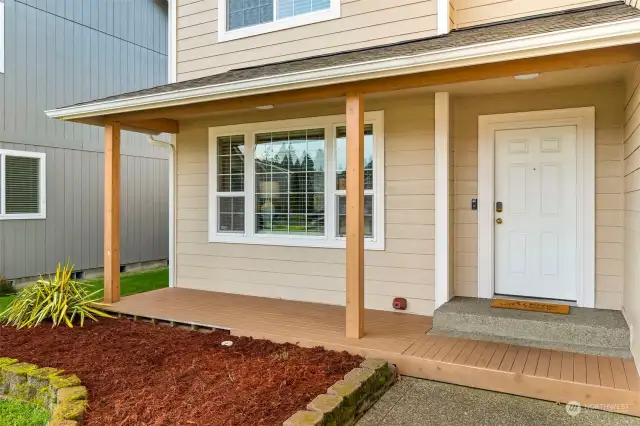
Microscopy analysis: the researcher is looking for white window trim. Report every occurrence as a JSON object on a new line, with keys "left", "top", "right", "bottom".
{"left": 208, "top": 111, "right": 385, "bottom": 250}
{"left": 0, "top": 2, "right": 5, "bottom": 74}
{"left": 218, "top": 0, "right": 341, "bottom": 43}
{"left": 477, "top": 107, "right": 595, "bottom": 308}
{"left": 0, "top": 149, "right": 47, "bottom": 220}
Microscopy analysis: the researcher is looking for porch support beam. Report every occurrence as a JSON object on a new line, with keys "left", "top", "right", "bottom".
{"left": 100, "top": 45, "right": 640, "bottom": 124}
{"left": 121, "top": 118, "right": 179, "bottom": 134}
{"left": 104, "top": 121, "right": 121, "bottom": 304}
{"left": 434, "top": 92, "right": 452, "bottom": 308}
{"left": 70, "top": 117, "right": 179, "bottom": 135}
{"left": 345, "top": 92, "right": 365, "bottom": 339}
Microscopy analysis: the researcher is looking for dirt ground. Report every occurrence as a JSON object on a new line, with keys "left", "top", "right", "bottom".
{"left": 0, "top": 318, "right": 362, "bottom": 425}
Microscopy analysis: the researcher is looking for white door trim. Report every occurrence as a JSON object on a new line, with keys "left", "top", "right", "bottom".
{"left": 477, "top": 107, "right": 595, "bottom": 307}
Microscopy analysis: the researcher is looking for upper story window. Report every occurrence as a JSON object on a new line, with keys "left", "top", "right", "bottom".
{"left": 227, "top": 0, "right": 274, "bottom": 31}
{"left": 208, "top": 112, "right": 385, "bottom": 250}
{"left": 0, "top": 150, "right": 47, "bottom": 220}
{"left": 219, "top": 0, "right": 340, "bottom": 42}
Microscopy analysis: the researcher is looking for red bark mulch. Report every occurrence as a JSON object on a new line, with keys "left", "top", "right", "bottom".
{"left": 0, "top": 318, "right": 363, "bottom": 425}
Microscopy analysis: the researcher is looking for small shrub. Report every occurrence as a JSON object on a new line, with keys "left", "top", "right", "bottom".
{"left": 0, "top": 275, "right": 16, "bottom": 296}
{"left": 0, "top": 262, "right": 112, "bottom": 329}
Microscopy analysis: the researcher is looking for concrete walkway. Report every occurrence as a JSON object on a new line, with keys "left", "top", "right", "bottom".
{"left": 358, "top": 377, "right": 640, "bottom": 426}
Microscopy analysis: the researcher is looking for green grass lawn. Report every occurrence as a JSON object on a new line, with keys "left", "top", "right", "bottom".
{"left": 0, "top": 267, "right": 169, "bottom": 314}
{"left": 0, "top": 398, "right": 50, "bottom": 426}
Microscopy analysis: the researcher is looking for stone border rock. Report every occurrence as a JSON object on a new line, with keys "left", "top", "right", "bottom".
{"left": 0, "top": 357, "right": 87, "bottom": 426}
{"left": 284, "top": 358, "right": 397, "bottom": 426}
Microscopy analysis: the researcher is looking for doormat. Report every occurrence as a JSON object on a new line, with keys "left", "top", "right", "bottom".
{"left": 491, "top": 299, "right": 570, "bottom": 315}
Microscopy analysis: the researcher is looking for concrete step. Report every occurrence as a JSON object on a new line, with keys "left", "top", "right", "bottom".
{"left": 431, "top": 297, "right": 632, "bottom": 359}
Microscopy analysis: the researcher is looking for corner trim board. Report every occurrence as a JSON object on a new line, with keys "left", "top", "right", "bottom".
{"left": 437, "top": 0, "right": 450, "bottom": 35}
{"left": 168, "top": 0, "right": 177, "bottom": 84}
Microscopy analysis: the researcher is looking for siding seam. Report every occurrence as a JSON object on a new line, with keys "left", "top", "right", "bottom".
{"left": 177, "top": 14, "right": 436, "bottom": 65}
{"left": 14, "top": 0, "right": 168, "bottom": 57}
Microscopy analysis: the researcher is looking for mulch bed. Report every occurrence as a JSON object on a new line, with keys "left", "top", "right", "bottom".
{"left": 0, "top": 318, "right": 363, "bottom": 425}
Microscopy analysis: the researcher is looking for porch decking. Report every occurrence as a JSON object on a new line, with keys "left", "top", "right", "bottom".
{"left": 105, "top": 288, "right": 640, "bottom": 416}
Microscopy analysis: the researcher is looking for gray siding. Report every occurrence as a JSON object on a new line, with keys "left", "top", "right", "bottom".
{"left": 0, "top": 0, "right": 170, "bottom": 279}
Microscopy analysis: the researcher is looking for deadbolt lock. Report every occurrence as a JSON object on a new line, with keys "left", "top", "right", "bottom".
{"left": 496, "top": 218, "right": 503, "bottom": 224}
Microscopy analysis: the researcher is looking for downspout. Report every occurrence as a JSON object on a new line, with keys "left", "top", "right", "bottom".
{"left": 148, "top": 136, "right": 176, "bottom": 288}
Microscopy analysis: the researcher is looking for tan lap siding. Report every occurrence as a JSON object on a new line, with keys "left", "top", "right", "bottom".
{"left": 455, "top": 0, "right": 612, "bottom": 28}
{"left": 452, "top": 84, "right": 625, "bottom": 309}
{"left": 624, "top": 63, "right": 640, "bottom": 364}
{"left": 176, "top": 0, "right": 437, "bottom": 80}
{"left": 176, "top": 93, "right": 436, "bottom": 315}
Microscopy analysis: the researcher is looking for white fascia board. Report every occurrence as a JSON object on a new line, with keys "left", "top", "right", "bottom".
{"left": 46, "top": 17, "right": 640, "bottom": 120}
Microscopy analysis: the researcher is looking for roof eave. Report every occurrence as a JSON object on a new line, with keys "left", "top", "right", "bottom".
{"left": 45, "top": 17, "right": 640, "bottom": 121}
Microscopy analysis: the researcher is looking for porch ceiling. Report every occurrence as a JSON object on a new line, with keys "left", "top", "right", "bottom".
{"left": 44, "top": 3, "right": 640, "bottom": 134}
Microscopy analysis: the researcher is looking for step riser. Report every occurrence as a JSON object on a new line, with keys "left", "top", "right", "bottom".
{"left": 433, "top": 312, "right": 630, "bottom": 350}
{"left": 428, "top": 328, "right": 633, "bottom": 359}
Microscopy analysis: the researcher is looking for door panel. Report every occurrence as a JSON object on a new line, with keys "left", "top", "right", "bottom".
{"left": 494, "top": 126, "right": 577, "bottom": 301}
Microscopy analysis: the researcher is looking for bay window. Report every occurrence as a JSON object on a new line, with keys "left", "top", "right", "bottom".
{"left": 208, "top": 111, "right": 384, "bottom": 249}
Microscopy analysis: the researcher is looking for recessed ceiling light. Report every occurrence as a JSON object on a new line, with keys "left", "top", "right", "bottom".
{"left": 256, "top": 105, "right": 274, "bottom": 110}
{"left": 514, "top": 73, "right": 540, "bottom": 80}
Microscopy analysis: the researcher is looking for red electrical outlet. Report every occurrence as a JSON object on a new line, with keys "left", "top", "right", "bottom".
{"left": 392, "top": 297, "right": 407, "bottom": 310}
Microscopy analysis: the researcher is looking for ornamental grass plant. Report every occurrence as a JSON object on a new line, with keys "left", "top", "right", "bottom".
{"left": 0, "top": 262, "right": 111, "bottom": 329}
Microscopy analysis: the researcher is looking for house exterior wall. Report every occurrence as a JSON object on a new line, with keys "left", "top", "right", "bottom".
{"left": 452, "top": 83, "right": 625, "bottom": 310}
{"left": 624, "top": 63, "right": 640, "bottom": 368}
{"left": 176, "top": 0, "right": 438, "bottom": 81}
{"left": 454, "top": 0, "right": 613, "bottom": 28}
{"left": 625, "top": 0, "right": 640, "bottom": 10}
{"left": 175, "top": 92, "right": 437, "bottom": 315}
{"left": 0, "top": 0, "right": 170, "bottom": 279}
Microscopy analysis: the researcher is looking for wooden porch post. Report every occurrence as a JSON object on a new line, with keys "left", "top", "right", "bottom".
{"left": 345, "top": 92, "right": 365, "bottom": 339}
{"left": 104, "top": 121, "right": 121, "bottom": 303}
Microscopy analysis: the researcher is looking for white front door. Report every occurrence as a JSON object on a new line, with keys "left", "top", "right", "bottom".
{"left": 494, "top": 126, "right": 577, "bottom": 301}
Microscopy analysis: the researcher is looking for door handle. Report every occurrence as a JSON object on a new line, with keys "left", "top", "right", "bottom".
{"left": 496, "top": 218, "right": 503, "bottom": 224}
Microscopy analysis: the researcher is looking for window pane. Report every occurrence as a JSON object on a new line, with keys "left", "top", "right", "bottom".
{"left": 312, "top": 0, "right": 330, "bottom": 11}
{"left": 277, "top": 0, "right": 330, "bottom": 19}
{"left": 336, "top": 124, "right": 374, "bottom": 190}
{"left": 306, "top": 215, "right": 324, "bottom": 235}
{"left": 336, "top": 195, "right": 373, "bottom": 238}
{"left": 217, "top": 135, "right": 245, "bottom": 192}
{"left": 218, "top": 196, "right": 245, "bottom": 233}
{"left": 228, "top": 0, "right": 274, "bottom": 30}
{"left": 5, "top": 155, "right": 41, "bottom": 214}
{"left": 254, "top": 129, "right": 325, "bottom": 235}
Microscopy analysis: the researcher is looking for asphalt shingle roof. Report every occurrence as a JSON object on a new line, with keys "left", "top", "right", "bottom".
{"left": 69, "top": 2, "right": 640, "bottom": 108}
